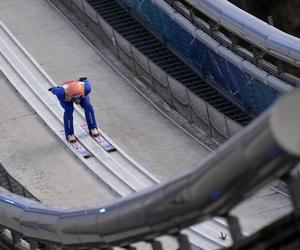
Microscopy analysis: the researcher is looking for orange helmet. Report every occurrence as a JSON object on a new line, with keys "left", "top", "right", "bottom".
{"left": 64, "top": 80, "right": 85, "bottom": 100}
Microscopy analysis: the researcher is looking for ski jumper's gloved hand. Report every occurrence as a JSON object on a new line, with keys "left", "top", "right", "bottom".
{"left": 48, "top": 86, "right": 65, "bottom": 98}
{"left": 79, "top": 77, "right": 87, "bottom": 82}
{"left": 78, "top": 77, "right": 91, "bottom": 96}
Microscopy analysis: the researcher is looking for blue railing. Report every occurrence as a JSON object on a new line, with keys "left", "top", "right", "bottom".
{"left": 117, "top": 0, "right": 292, "bottom": 115}
{"left": 185, "top": 0, "right": 300, "bottom": 67}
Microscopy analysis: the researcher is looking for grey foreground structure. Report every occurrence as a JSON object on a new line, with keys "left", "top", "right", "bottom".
{"left": 0, "top": 0, "right": 300, "bottom": 249}
{"left": 0, "top": 81, "right": 299, "bottom": 249}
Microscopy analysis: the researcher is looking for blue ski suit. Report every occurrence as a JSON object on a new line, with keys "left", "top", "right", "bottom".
{"left": 50, "top": 78, "right": 97, "bottom": 137}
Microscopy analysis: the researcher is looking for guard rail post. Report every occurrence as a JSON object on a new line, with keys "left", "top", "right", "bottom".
{"left": 227, "top": 215, "right": 243, "bottom": 245}
{"left": 80, "top": 0, "right": 88, "bottom": 26}
{"left": 225, "top": 117, "right": 230, "bottom": 138}
{"left": 276, "top": 60, "right": 284, "bottom": 73}
{"left": 166, "top": 74, "right": 174, "bottom": 107}
{"left": 205, "top": 102, "right": 213, "bottom": 137}
{"left": 147, "top": 58, "right": 155, "bottom": 91}
{"left": 285, "top": 173, "right": 300, "bottom": 215}
{"left": 22, "top": 186, "right": 26, "bottom": 197}
{"left": 112, "top": 30, "right": 120, "bottom": 59}
{"left": 149, "top": 240, "right": 163, "bottom": 250}
{"left": 6, "top": 175, "right": 12, "bottom": 193}
{"left": 186, "top": 88, "right": 193, "bottom": 123}
{"left": 11, "top": 231, "right": 21, "bottom": 246}
{"left": 96, "top": 13, "right": 104, "bottom": 43}
{"left": 175, "top": 233, "right": 191, "bottom": 250}
{"left": 130, "top": 44, "right": 138, "bottom": 75}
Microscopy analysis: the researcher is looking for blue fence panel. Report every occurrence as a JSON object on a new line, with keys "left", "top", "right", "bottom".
{"left": 118, "top": 0, "right": 281, "bottom": 115}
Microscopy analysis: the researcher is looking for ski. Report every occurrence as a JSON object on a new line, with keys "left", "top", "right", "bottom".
{"left": 59, "top": 130, "right": 91, "bottom": 158}
{"left": 81, "top": 124, "right": 116, "bottom": 152}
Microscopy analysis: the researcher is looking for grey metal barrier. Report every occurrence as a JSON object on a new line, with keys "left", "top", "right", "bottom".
{"left": 184, "top": 0, "right": 300, "bottom": 68}
{"left": 166, "top": 0, "right": 300, "bottom": 86}
{"left": 0, "top": 83, "right": 300, "bottom": 249}
{"left": 117, "top": 0, "right": 293, "bottom": 115}
{"left": 67, "top": 0, "right": 243, "bottom": 139}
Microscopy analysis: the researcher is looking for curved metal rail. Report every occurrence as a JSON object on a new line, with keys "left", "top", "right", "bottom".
{"left": 181, "top": 0, "right": 300, "bottom": 69}
{"left": 1, "top": 0, "right": 298, "bottom": 246}
{"left": 0, "top": 75, "right": 298, "bottom": 249}
{"left": 1, "top": 15, "right": 300, "bottom": 248}
{"left": 158, "top": 0, "right": 300, "bottom": 92}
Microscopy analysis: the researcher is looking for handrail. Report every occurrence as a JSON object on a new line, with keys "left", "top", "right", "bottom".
{"left": 183, "top": 0, "right": 300, "bottom": 67}
{"left": 0, "top": 35, "right": 300, "bottom": 246}
{"left": 148, "top": 0, "right": 293, "bottom": 93}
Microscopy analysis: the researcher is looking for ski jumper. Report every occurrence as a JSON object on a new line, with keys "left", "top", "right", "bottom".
{"left": 50, "top": 79, "right": 97, "bottom": 137}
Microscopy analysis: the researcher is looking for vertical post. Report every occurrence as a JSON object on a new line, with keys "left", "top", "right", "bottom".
{"left": 276, "top": 59, "right": 283, "bottom": 73}
{"left": 96, "top": 14, "right": 104, "bottom": 42}
{"left": 226, "top": 215, "right": 243, "bottom": 244}
{"left": 230, "top": 34, "right": 239, "bottom": 47}
{"left": 81, "top": 0, "right": 88, "bottom": 26}
{"left": 205, "top": 102, "right": 213, "bottom": 137}
{"left": 22, "top": 186, "right": 26, "bottom": 197}
{"left": 149, "top": 240, "right": 163, "bottom": 250}
{"left": 11, "top": 231, "right": 21, "bottom": 245}
{"left": 130, "top": 45, "right": 137, "bottom": 75}
{"left": 166, "top": 74, "right": 174, "bottom": 107}
{"left": 171, "top": 0, "right": 175, "bottom": 8}
{"left": 112, "top": 30, "right": 120, "bottom": 58}
{"left": 268, "top": 15, "right": 274, "bottom": 26}
{"left": 285, "top": 173, "right": 300, "bottom": 215}
{"left": 224, "top": 117, "right": 230, "bottom": 138}
{"left": 28, "top": 239, "right": 39, "bottom": 250}
{"left": 175, "top": 233, "right": 191, "bottom": 250}
{"left": 189, "top": 8, "right": 194, "bottom": 24}
{"left": 147, "top": 58, "right": 155, "bottom": 91}
{"left": 68, "top": 0, "right": 73, "bottom": 10}
{"left": 6, "top": 175, "right": 12, "bottom": 192}
{"left": 186, "top": 88, "right": 193, "bottom": 123}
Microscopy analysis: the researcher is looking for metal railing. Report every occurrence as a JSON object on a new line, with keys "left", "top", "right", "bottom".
{"left": 0, "top": 1, "right": 300, "bottom": 249}
{"left": 167, "top": 0, "right": 300, "bottom": 84}
{"left": 182, "top": 0, "right": 300, "bottom": 68}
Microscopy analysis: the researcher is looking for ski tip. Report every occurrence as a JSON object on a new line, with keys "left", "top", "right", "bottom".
{"left": 107, "top": 148, "right": 117, "bottom": 152}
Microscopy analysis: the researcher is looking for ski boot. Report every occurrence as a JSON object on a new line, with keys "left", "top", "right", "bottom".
{"left": 90, "top": 128, "right": 100, "bottom": 138}
{"left": 67, "top": 134, "right": 77, "bottom": 143}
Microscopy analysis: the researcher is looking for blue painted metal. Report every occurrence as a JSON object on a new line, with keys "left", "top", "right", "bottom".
{"left": 116, "top": 0, "right": 288, "bottom": 115}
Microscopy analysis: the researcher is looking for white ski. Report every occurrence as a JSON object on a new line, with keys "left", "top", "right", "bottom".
{"left": 59, "top": 130, "right": 91, "bottom": 158}
{"left": 81, "top": 124, "right": 116, "bottom": 152}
